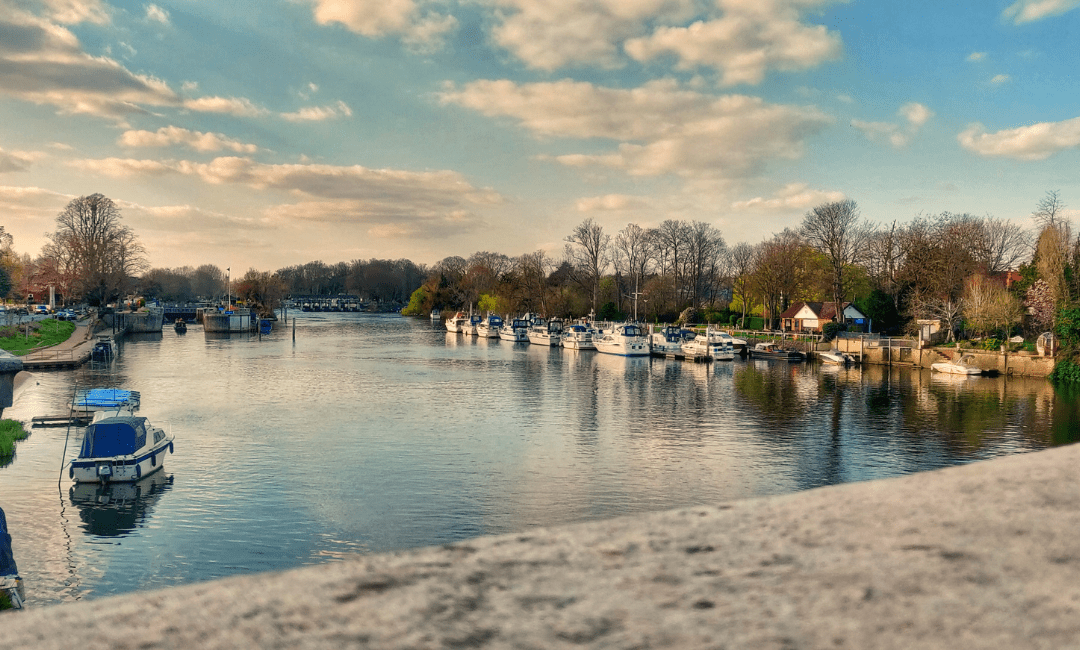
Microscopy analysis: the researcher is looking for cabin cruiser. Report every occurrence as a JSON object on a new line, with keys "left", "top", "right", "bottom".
{"left": 561, "top": 324, "right": 596, "bottom": 350}
{"left": 444, "top": 312, "right": 468, "bottom": 334}
{"left": 819, "top": 349, "right": 855, "bottom": 365}
{"left": 528, "top": 318, "right": 564, "bottom": 346}
{"left": 499, "top": 318, "right": 530, "bottom": 342}
{"left": 749, "top": 341, "right": 805, "bottom": 361}
{"left": 173, "top": 318, "right": 187, "bottom": 334}
{"left": 649, "top": 326, "right": 692, "bottom": 355}
{"left": 476, "top": 315, "right": 504, "bottom": 339}
{"left": 0, "top": 506, "right": 23, "bottom": 610}
{"left": 682, "top": 327, "right": 735, "bottom": 360}
{"left": 595, "top": 323, "right": 650, "bottom": 357}
{"left": 463, "top": 314, "right": 483, "bottom": 336}
{"left": 69, "top": 415, "right": 174, "bottom": 484}
{"left": 931, "top": 354, "right": 983, "bottom": 375}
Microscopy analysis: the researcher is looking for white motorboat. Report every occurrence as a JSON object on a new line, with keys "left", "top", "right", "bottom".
{"left": 476, "top": 314, "right": 504, "bottom": 339}
{"left": 69, "top": 415, "right": 174, "bottom": 484}
{"left": 595, "top": 323, "right": 650, "bottom": 357}
{"left": 463, "top": 314, "right": 482, "bottom": 336}
{"left": 430, "top": 308, "right": 441, "bottom": 320}
{"left": 681, "top": 327, "right": 735, "bottom": 360}
{"left": 444, "top": 312, "right": 468, "bottom": 333}
{"left": 649, "top": 326, "right": 692, "bottom": 355}
{"left": 562, "top": 324, "right": 595, "bottom": 350}
{"left": 749, "top": 341, "right": 805, "bottom": 361}
{"left": 499, "top": 318, "right": 530, "bottom": 342}
{"left": 528, "top": 318, "right": 564, "bottom": 346}
{"left": 931, "top": 354, "right": 983, "bottom": 375}
{"left": 819, "top": 349, "right": 854, "bottom": 365}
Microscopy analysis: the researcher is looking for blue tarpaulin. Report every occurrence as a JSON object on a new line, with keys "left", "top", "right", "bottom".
{"left": 79, "top": 417, "right": 148, "bottom": 458}
{"left": 0, "top": 506, "right": 16, "bottom": 577}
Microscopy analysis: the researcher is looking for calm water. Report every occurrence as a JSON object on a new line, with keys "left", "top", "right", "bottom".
{"left": 1, "top": 313, "right": 1077, "bottom": 607}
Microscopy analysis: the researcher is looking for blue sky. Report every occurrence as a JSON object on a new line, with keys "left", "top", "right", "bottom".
{"left": 1, "top": 0, "right": 1078, "bottom": 271}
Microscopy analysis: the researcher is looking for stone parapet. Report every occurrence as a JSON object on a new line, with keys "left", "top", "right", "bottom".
{"left": 4, "top": 444, "right": 1080, "bottom": 648}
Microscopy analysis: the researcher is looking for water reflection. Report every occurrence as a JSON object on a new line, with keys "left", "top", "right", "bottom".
{"left": 2, "top": 313, "right": 1078, "bottom": 608}
{"left": 70, "top": 473, "right": 173, "bottom": 538}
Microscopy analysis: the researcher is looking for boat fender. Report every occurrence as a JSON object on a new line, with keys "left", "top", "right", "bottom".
{"left": 69, "top": 465, "right": 74, "bottom": 479}
{"left": 136, "top": 464, "right": 142, "bottom": 479}
{"left": 151, "top": 454, "right": 156, "bottom": 467}
{"left": 168, "top": 442, "right": 174, "bottom": 454}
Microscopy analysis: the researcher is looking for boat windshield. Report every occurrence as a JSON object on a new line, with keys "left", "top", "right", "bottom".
{"left": 622, "top": 325, "right": 643, "bottom": 337}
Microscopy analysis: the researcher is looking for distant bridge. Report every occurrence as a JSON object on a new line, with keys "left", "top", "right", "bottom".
{"left": 290, "top": 295, "right": 364, "bottom": 312}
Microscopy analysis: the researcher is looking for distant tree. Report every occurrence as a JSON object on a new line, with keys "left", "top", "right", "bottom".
{"left": 564, "top": 219, "right": 610, "bottom": 315}
{"left": 729, "top": 242, "right": 756, "bottom": 327}
{"left": 801, "top": 199, "right": 869, "bottom": 324}
{"left": 42, "top": 194, "right": 147, "bottom": 305}
{"left": 192, "top": 264, "right": 225, "bottom": 300}
{"left": 963, "top": 275, "right": 1022, "bottom": 339}
{"left": 612, "top": 223, "right": 653, "bottom": 320}
{"left": 1033, "top": 190, "right": 1068, "bottom": 231}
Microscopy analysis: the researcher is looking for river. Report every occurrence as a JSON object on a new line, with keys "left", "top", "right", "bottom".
{"left": 0, "top": 312, "right": 1076, "bottom": 607}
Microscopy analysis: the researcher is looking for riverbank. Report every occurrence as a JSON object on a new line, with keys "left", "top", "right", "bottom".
{"left": 4, "top": 440, "right": 1079, "bottom": 648}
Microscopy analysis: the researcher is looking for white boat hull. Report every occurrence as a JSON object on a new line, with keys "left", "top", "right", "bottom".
{"left": 931, "top": 362, "right": 982, "bottom": 375}
{"left": 70, "top": 438, "right": 173, "bottom": 484}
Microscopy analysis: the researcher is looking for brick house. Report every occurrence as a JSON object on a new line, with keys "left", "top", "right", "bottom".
{"left": 780, "top": 301, "right": 869, "bottom": 333}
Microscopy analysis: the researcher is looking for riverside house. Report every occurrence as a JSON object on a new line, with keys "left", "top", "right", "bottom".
{"left": 780, "top": 301, "right": 869, "bottom": 333}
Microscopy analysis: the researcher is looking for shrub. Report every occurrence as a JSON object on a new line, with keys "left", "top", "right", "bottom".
{"left": 1050, "top": 358, "right": 1080, "bottom": 384}
{"left": 979, "top": 337, "right": 1002, "bottom": 351}
{"left": 821, "top": 321, "right": 845, "bottom": 342}
{"left": 0, "top": 419, "right": 28, "bottom": 458}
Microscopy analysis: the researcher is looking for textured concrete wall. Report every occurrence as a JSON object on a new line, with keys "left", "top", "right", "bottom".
{"left": 4, "top": 444, "right": 1080, "bottom": 649}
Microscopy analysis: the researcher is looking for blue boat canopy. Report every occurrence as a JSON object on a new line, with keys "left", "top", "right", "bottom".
{"left": 0, "top": 507, "right": 16, "bottom": 577}
{"left": 75, "top": 388, "right": 139, "bottom": 409}
{"left": 79, "top": 416, "right": 148, "bottom": 458}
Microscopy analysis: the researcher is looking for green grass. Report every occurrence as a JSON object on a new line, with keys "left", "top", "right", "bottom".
{"left": 0, "top": 418, "right": 28, "bottom": 458}
{"left": 0, "top": 318, "right": 76, "bottom": 355}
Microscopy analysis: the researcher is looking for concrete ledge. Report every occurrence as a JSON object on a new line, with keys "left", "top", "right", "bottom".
{"left": 6, "top": 444, "right": 1080, "bottom": 648}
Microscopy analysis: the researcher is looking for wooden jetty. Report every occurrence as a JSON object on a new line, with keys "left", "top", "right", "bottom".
{"left": 31, "top": 413, "right": 92, "bottom": 427}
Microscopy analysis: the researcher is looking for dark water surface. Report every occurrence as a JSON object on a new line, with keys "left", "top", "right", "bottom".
{"left": 1, "top": 313, "right": 1076, "bottom": 606}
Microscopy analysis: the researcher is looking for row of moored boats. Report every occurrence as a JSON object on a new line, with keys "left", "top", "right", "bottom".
{"left": 444, "top": 312, "right": 856, "bottom": 363}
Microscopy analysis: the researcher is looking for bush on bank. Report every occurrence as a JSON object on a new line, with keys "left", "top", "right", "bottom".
{"left": 0, "top": 419, "right": 28, "bottom": 459}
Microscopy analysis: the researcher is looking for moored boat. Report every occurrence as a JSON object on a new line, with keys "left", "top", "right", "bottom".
{"left": 931, "top": 354, "right": 983, "bottom": 375}
{"left": 444, "top": 312, "right": 468, "bottom": 333}
{"left": 476, "top": 314, "right": 504, "bottom": 339}
{"left": 595, "top": 323, "right": 650, "bottom": 357}
{"left": 649, "top": 325, "right": 692, "bottom": 355}
{"left": 499, "top": 318, "right": 530, "bottom": 342}
{"left": 0, "top": 506, "right": 24, "bottom": 610}
{"left": 682, "top": 327, "right": 735, "bottom": 360}
{"left": 818, "top": 349, "right": 854, "bottom": 365}
{"left": 749, "top": 341, "right": 805, "bottom": 361}
{"left": 69, "top": 415, "right": 174, "bottom": 484}
{"left": 72, "top": 388, "right": 140, "bottom": 416}
{"left": 528, "top": 318, "right": 564, "bottom": 346}
{"left": 562, "top": 324, "right": 596, "bottom": 350}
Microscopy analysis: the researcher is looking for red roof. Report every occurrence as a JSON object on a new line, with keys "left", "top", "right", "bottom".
{"left": 780, "top": 301, "right": 857, "bottom": 320}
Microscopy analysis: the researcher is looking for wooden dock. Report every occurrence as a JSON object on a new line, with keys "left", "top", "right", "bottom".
{"left": 31, "top": 413, "right": 93, "bottom": 427}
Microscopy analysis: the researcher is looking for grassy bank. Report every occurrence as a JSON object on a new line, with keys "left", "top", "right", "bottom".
{"left": 0, "top": 418, "right": 28, "bottom": 458}
{"left": 0, "top": 319, "right": 76, "bottom": 355}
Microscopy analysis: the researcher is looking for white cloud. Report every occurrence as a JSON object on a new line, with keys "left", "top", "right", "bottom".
{"left": 440, "top": 78, "right": 831, "bottom": 179}
{"left": 145, "top": 3, "right": 170, "bottom": 24}
{"left": 967, "top": 51, "right": 987, "bottom": 62}
{"left": 851, "top": 102, "right": 933, "bottom": 148}
{"left": 280, "top": 101, "right": 353, "bottom": 122}
{"left": 69, "top": 157, "right": 177, "bottom": 177}
{"left": 958, "top": 117, "right": 1080, "bottom": 161}
{"left": 0, "top": 147, "right": 35, "bottom": 173}
{"left": 1002, "top": 0, "right": 1080, "bottom": 24}
{"left": 183, "top": 96, "right": 267, "bottom": 117}
{"left": 41, "top": 0, "right": 109, "bottom": 24}
{"left": 489, "top": 0, "right": 844, "bottom": 81}
{"left": 990, "top": 74, "right": 1011, "bottom": 85}
{"left": 624, "top": 0, "right": 844, "bottom": 86}
{"left": 731, "top": 182, "right": 846, "bottom": 211}
{"left": 307, "top": 0, "right": 457, "bottom": 50}
{"left": 575, "top": 194, "right": 649, "bottom": 212}
{"left": 0, "top": 7, "right": 179, "bottom": 118}
{"left": 118, "top": 126, "right": 259, "bottom": 153}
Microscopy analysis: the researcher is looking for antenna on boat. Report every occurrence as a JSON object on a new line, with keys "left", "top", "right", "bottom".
{"left": 58, "top": 382, "right": 77, "bottom": 488}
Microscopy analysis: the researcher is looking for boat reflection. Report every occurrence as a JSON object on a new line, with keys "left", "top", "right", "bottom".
{"left": 69, "top": 472, "right": 174, "bottom": 538}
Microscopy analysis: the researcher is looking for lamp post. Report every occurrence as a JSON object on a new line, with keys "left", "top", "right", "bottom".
{"left": 226, "top": 267, "right": 231, "bottom": 308}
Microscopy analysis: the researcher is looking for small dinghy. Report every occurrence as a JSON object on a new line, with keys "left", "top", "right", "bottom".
{"left": 69, "top": 415, "right": 174, "bottom": 484}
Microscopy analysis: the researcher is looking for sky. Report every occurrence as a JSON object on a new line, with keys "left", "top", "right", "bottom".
{"left": 1, "top": 0, "right": 1079, "bottom": 273}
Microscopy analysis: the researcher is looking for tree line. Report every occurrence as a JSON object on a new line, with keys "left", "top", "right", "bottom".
{"left": 2, "top": 192, "right": 1072, "bottom": 343}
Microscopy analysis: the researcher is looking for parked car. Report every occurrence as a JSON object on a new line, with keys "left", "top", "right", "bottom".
{"left": 34, "top": 305, "right": 49, "bottom": 315}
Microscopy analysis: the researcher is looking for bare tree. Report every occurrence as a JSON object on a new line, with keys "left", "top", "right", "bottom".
{"left": 1032, "top": 190, "right": 1068, "bottom": 231}
{"left": 652, "top": 219, "right": 690, "bottom": 313}
{"left": 564, "top": 218, "right": 610, "bottom": 315}
{"left": 972, "top": 216, "right": 1030, "bottom": 275}
{"left": 729, "top": 242, "right": 756, "bottom": 326}
{"left": 684, "top": 221, "right": 727, "bottom": 310}
{"left": 801, "top": 199, "right": 869, "bottom": 324}
{"left": 42, "top": 194, "right": 147, "bottom": 305}
{"left": 517, "top": 250, "right": 552, "bottom": 315}
{"left": 613, "top": 223, "right": 653, "bottom": 320}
